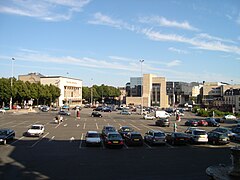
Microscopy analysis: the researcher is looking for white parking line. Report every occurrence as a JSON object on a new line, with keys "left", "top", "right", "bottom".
{"left": 77, "top": 124, "right": 80, "bottom": 127}
{"left": 129, "top": 123, "right": 141, "bottom": 131}
{"left": 144, "top": 142, "right": 152, "bottom": 149}
{"left": 54, "top": 122, "right": 62, "bottom": 129}
{"left": 30, "top": 132, "right": 49, "bottom": 148}
{"left": 118, "top": 123, "right": 122, "bottom": 127}
{"left": 96, "top": 123, "right": 99, "bottom": 129}
{"left": 7, "top": 136, "right": 25, "bottom": 147}
{"left": 79, "top": 133, "right": 84, "bottom": 149}
{"left": 48, "top": 136, "right": 55, "bottom": 142}
{"left": 83, "top": 123, "right": 86, "bottom": 129}
{"left": 0, "top": 121, "right": 14, "bottom": 127}
{"left": 64, "top": 124, "right": 68, "bottom": 127}
{"left": 104, "top": 119, "right": 107, "bottom": 122}
{"left": 10, "top": 121, "right": 28, "bottom": 127}
{"left": 140, "top": 124, "right": 154, "bottom": 131}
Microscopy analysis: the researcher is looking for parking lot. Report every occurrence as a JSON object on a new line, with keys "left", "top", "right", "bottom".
{"left": 0, "top": 108, "right": 238, "bottom": 179}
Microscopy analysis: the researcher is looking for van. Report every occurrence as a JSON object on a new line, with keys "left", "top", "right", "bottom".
{"left": 155, "top": 111, "right": 170, "bottom": 118}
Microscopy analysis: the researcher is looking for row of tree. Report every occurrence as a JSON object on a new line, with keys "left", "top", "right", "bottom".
{"left": 82, "top": 84, "right": 121, "bottom": 103}
{"left": 0, "top": 78, "right": 61, "bottom": 107}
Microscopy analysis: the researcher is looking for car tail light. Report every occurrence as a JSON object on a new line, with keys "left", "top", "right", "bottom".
{"left": 107, "top": 141, "right": 112, "bottom": 144}
{"left": 120, "top": 141, "right": 124, "bottom": 145}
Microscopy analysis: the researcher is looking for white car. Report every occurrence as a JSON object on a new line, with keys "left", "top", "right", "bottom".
{"left": 188, "top": 129, "right": 208, "bottom": 143}
{"left": 224, "top": 115, "right": 236, "bottom": 120}
{"left": 26, "top": 124, "right": 44, "bottom": 137}
{"left": 0, "top": 109, "right": 6, "bottom": 113}
{"left": 85, "top": 131, "right": 101, "bottom": 146}
{"left": 143, "top": 114, "right": 156, "bottom": 120}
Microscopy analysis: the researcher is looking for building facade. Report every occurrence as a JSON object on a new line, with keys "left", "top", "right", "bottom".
{"left": 126, "top": 74, "right": 168, "bottom": 108}
{"left": 40, "top": 76, "right": 82, "bottom": 107}
{"left": 223, "top": 88, "right": 240, "bottom": 113}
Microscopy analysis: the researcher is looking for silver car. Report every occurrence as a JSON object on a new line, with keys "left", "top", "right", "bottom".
{"left": 144, "top": 130, "right": 166, "bottom": 145}
{"left": 85, "top": 131, "right": 101, "bottom": 146}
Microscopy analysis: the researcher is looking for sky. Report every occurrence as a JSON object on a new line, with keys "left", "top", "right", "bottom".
{"left": 0, "top": 0, "right": 240, "bottom": 87}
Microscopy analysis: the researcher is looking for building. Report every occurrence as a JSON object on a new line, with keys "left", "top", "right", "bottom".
{"left": 223, "top": 88, "right": 240, "bottom": 113}
{"left": 126, "top": 74, "right": 168, "bottom": 108}
{"left": 118, "top": 87, "right": 126, "bottom": 105}
{"left": 19, "top": 73, "right": 82, "bottom": 107}
{"left": 40, "top": 76, "right": 82, "bottom": 107}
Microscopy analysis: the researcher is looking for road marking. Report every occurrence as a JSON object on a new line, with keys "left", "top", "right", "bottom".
{"left": 107, "top": 123, "right": 110, "bottom": 126}
{"left": 94, "top": 119, "right": 96, "bottom": 122}
{"left": 122, "top": 120, "right": 126, "bottom": 122}
{"left": 70, "top": 137, "right": 75, "bottom": 143}
{"left": 64, "top": 124, "right": 67, "bottom": 127}
{"left": 129, "top": 123, "right": 141, "bottom": 131}
{"left": 10, "top": 121, "right": 28, "bottom": 127}
{"left": 54, "top": 122, "right": 62, "bottom": 129}
{"left": 30, "top": 132, "right": 49, "bottom": 148}
{"left": 83, "top": 123, "right": 86, "bottom": 129}
{"left": 131, "top": 120, "right": 135, "bottom": 123}
{"left": 104, "top": 119, "right": 107, "bottom": 122}
{"left": 79, "top": 133, "right": 84, "bottom": 149}
{"left": 118, "top": 123, "right": 122, "bottom": 127}
{"left": 7, "top": 136, "right": 25, "bottom": 147}
{"left": 113, "top": 120, "right": 116, "bottom": 122}
{"left": 96, "top": 123, "right": 99, "bottom": 129}
{"left": 77, "top": 124, "right": 80, "bottom": 127}
{"left": 140, "top": 124, "right": 154, "bottom": 131}
{"left": 48, "top": 136, "right": 55, "bottom": 142}
{"left": 0, "top": 121, "right": 14, "bottom": 126}
{"left": 124, "top": 144, "right": 129, "bottom": 149}
{"left": 144, "top": 142, "right": 152, "bottom": 149}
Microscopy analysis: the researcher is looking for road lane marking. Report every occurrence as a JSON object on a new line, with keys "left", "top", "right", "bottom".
{"left": 104, "top": 119, "right": 107, "bottom": 122}
{"left": 30, "top": 132, "right": 49, "bottom": 148}
{"left": 48, "top": 136, "right": 55, "bottom": 142}
{"left": 79, "top": 133, "right": 84, "bottom": 149}
{"left": 10, "top": 121, "right": 28, "bottom": 127}
{"left": 118, "top": 123, "right": 122, "bottom": 127}
{"left": 77, "top": 124, "right": 80, "bottom": 127}
{"left": 144, "top": 142, "right": 152, "bottom": 149}
{"left": 7, "top": 136, "right": 25, "bottom": 147}
{"left": 113, "top": 120, "right": 116, "bottom": 122}
{"left": 129, "top": 124, "right": 141, "bottom": 131}
{"left": 54, "top": 122, "right": 62, "bottom": 128}
{"left": 83, "top": 123, "right": 86, "bottom": 129}
{"left": 64, "top": 124, "right": 67, "bottom": 127}
{"left": 96, "top": 123, "right": 99, "bottom": 129}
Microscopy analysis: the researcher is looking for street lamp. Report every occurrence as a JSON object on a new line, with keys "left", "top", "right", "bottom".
{"left": 10, "top": 58, "right": 15, "bottom": 110}
{"left": 231, "top": 80, "right": 234, "bottom": 114}
{"left": 90, "top": 78, "right": 93, "bottom": 106}
{"left": 140, "top": 60, "right": 144, "bottom": 115}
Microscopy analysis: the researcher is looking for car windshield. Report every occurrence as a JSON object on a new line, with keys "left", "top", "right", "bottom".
{"left": 31, "top": 126, "right": 41, "bottom": 130}
{"left": 219, "top": 134, "right": 228, "bottom": 138}
{"left": 194, "top": 131, "right": 206, "bottom": 135}
{"left": 0, "top": 130, "right": 7, "bottom": 135}
{"left": 87, "top": 133, "right": 99, "bottom": 138}
{"left": 154, "top": 132, "right": 165, "bottom": 137}
{"left": 108, "top": 134, "right": 121, "bottom": 139}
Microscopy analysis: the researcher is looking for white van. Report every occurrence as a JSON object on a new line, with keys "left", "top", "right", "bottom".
{"left": 155, "top": 111, "right": 170, "bottom": 118}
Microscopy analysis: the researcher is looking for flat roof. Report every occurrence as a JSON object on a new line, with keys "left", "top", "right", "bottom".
{"left": 40, "top": 76, "right": 82, "bottom": 81}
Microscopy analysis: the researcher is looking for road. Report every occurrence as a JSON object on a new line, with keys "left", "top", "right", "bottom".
{"left": 0, "top": 108, "right": 237, "bottom": 179}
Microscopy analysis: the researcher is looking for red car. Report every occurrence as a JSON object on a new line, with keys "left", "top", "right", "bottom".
{"left": 198, "top": 120, "right": 208, "bottom": 126}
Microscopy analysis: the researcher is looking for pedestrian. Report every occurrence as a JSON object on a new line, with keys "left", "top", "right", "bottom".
{"left": 173, "top": 123, "right": 177, "bottom": 132}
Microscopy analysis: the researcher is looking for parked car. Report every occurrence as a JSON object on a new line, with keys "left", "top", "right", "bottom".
{"left": 118, "top": 126, "right": 134, "bottom": 138}
{"left": 26, "top": 124, "right": 44, "bottom": 137}
{"left": 72, "top": 106, "right": 82, "bottom": 110}
{"left": 155, "top": 118, "right": 170, "bottom": 127}
{"left": 102, "top": 125, "right": 117, "bottom": 138}
{"left": 93, "top": 106, "right": 103, "bottom": 111}
{"left": 207, "top": 131, "right": 230, "bottom": 145}
{"left": 0, "top": 129, "right": 15, "bottom": 145}
{"left": 197, "top": 120, "right": 208, "bottom": 126}
{"left": 185, "top": 120, "right": 198, "bottom": 127}
{"left": 223, "top": 115, "right": 237, "bottom": 120}
{"left": 91, "top": 112, "right": 102, "bottom": 117}
{"left": 143, "top": 114, "right": 156, "bottom": 120}
{"left": 144, "top": 130, "right": 166, "bottom": 145}
{"left": 58, "top": 110, "right": 71, "bottom": 116}
{"left": 214, "top": 118, "right": 225, "bottom": 123}
{"left": 120, "top": 110, "right": 131, "bottom": 115}
{"left": 125, "top": 132, "right": 143, "bottom": 146}
{"left": 231, "top": 127, "right": 240, "bottom": 134}
{"left": 187, "top": 129, "right": 208, "bottom": 144}
{"left": 0, "top": 108, "right": 6, "bottom": 113}
{"left": 41, "top": 106, "right": 50, "bottom": 112}
{"left": 231, "top": 127, "right": 240, "bottom": 141}
{"left": 205, "top": 118, "right": 220, "bottom": 127}
{"left": 211, "top": 127, "right": 234, "bottom": 139}
{"left": 103, "top": 132, "right": 124, "bottom": 148}
{"left": 85, "top": 131, "right": 101, "bottom": 147}
{"left": 102, "top": 107, "right": 112, "bottom": 112}
{"left": 166, "top": 132, "right": 190, "bottom": 145}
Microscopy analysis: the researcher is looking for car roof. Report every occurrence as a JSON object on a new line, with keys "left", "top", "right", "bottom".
{"left": 107, "top": 132, "right": 120, "bottom": 135}
{"left": 150, "top": 130, "right": 164, "bottom": 133}
{"left": 193, "top": 129, "right": 206, "bottom": 132}
{"left": 128, "top": 131, "right": 141, "bottom": 135}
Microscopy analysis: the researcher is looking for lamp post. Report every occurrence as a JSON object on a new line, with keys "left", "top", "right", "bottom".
{"left": 10, "top": 58, "right": 15, "bottom": 110}
{"left": 140, "top": 60, "right": 144, "bottom": 115}
{"left": 231, "top": 80, "right": 234, "bottom": 114}
{"left": 90, "top": 78, "right": 93, "bottom": 106}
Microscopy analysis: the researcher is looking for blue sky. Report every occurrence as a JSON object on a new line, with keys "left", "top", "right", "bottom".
{"left": 0, "top": 0, "right": 240, "bottom": 87}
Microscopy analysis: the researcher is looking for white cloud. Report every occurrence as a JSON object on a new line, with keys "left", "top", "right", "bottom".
{"left": 139, "top": 16, "right": 199, "bottom": 31}
{"left": 195, "top": 33, "right": 236, "bottom": 44}
{"left": 88, "top": 12, "right": 135, "bottom": 31}
{"left": 0, "top": 0, "right": 91, "bottom": 21}
{"left": 168, "top": 47, "right": 188, "bottom": 54}
{"left": 166, "top": 60, "right": 181, "bottom": 67}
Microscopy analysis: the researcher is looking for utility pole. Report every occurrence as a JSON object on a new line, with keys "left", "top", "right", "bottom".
{"left": 140, "top": 60, "right": 144, "bottom": 115}
{"left": 10, "top": 58, "right": 15, "bottom": 110}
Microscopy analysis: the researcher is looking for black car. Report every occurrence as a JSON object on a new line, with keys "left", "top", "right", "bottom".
{"left": 155, "top": 118, "right": 170, "bottom": 127}
{"left": 125, "top": 132, "right": 143, "bottom": 146}
{"left": 91, "top": 112, "right": 102, "bottom": 117}
{"left": 102, "top": 125, "right": 117, "bottom": 138}
{"left": 93, "top": 106, "right": 103, "bottom": 111}
{"left": 103, "top": 132, "right": 124, "bottom": 148}
{"left": 205, "top": 118, "right": 220, "bottom": 127}
{"left": 185, "top": 120, "right": 198, "bottom": 127}
{"left": 214, "top": 118, "right": 225, "bottom": 123}
{"left": 101, "top": 107, "right": 112, "bottom": 112}
{"left": 118, "top": 126, "right": 134, "bottom": 138}
{"left": 166, "top": 132, "right": 190, "bottom": 145}
{"left": 207, "top": 131, "right": 230, "bottom": 145}
{"left": 58, "top": 110, "right": 70, "bottom": 116}
{"left": 0, "top": 129, "right": 15, "bottom": 145}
